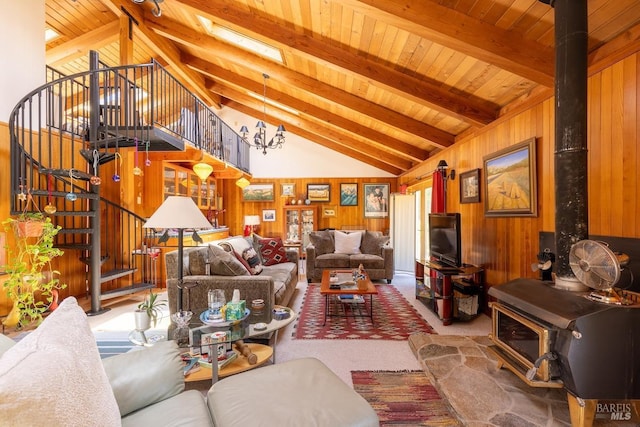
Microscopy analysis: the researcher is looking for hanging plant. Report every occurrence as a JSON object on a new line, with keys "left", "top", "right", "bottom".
{"left": 13, "top": 193, "right": 46, "bottom": 238}
{"left": 2, "top": 213, "right": 67, "bottom": 328}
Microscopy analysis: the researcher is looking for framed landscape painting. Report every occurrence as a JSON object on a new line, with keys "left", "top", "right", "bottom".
{"left": 363, "top": 183, "right": 389, "bottom": 218}
{"left": 483, "top": 137, "right": 537, "bottom": 217}
{"left": 242, "top": 184, "right": 275, "bottom": 202}
{"left": 459, "top": 169, "right": 480, "bottom": 204}
{"left": 307, "top": 184, "right": 330, "bottom": 202}
{"left": 340, "top": 183, "right": 358, "bottom": 206}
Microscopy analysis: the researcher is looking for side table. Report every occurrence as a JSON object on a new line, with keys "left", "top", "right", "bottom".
{"left": 185, "top": 305, "right": 296, "bottom": 384}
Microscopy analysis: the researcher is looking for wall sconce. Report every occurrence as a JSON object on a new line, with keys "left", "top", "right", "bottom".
{"left": 437, "top": 160, "right": 455, "bottom": 180}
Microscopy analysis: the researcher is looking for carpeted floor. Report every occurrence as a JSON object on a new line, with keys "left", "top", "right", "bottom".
{"left": 293, "top": 283, "right": 436, "bottom": 340}
{"left": 352, "top": 370, "right": 461, "bottom": 426}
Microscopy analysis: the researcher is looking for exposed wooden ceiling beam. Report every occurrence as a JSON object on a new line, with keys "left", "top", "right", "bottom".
{"left": 212, "top": 84, "right": 414, "bottom": 171}
{"left": 226, "top": 100, "right": 401, "bottom": 175}
{"left": 343, "top": 0, "right": 555, "bottom": 87}
{"left": 187, "top": 56, "right": 429, "bottom": 163}
{"left": 222, "top": 97, "right": 409, "bottom": 174}
{"left": 46, "top": 21, "right": 119, "bottom": 67}
{"left": 99, "top": 0, "right": 221, "bottom": 108}
{"left": 173, "top": 0, "right": 498, "bottom": 127}
{"left": 147, "top": 17, "right": 454, "bottom": 149}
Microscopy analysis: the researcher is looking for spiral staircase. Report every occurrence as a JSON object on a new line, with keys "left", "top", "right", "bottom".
{"left": 8, "top": 51, "right": 249, "bottom": 315}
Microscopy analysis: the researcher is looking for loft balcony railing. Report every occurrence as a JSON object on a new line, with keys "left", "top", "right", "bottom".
{"left": 8, "top": 51, "right": 250, "bottom": 314}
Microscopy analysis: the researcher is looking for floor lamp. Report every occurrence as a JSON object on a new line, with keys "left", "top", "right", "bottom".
{"left": 143, "top": 196, "right": 212, "bottom": 311}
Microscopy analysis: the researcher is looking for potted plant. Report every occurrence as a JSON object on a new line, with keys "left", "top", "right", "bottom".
{"left": 2, "top": 213, "right": 66, "bottom": 328}
{"left": 135, "top": 290, "right": 167, "bottom": 331}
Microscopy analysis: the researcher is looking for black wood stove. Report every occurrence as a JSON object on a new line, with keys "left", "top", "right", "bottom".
{"left": 489, "top": 279, "right": 640, "bottom": 425}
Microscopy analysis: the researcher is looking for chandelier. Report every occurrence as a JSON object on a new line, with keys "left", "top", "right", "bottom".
{"left": 240, "top": 73, "right": 286, "bottom": 155}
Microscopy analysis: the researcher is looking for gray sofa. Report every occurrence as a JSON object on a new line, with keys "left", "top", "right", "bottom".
{"left": 306, "top": 229, "right": 394, "bottom": 283}
{"left": 165, "top": 235, "right": 299, "bottom": 323}
{"left": 0, "top": 297, "right": 379, "bottom": 427}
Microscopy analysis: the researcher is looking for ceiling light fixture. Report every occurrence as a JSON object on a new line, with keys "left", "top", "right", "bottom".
{"left": 192, "top": 162, "right": 213, "bottom": 181}
{"left": 236, "top": 177, "right": 250, "bottom": 188}
{"left": 131, "top": 0, "right": 163, "bottom": 18}
{"left": 192, "top": 150, "right": 213, "bottom": 181}
{"left": 239, "top": 73, "right": 286, "bottom": 155}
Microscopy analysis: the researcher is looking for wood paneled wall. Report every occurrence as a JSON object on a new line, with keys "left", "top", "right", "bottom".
{"left": 401, "top": 52, "right": 640, "bottom": 291}
{"left": 221, "top": 177, "right": 396, "bottom": 238}
{"left": 1, "top": 52, "right": 638, "bottom": 317}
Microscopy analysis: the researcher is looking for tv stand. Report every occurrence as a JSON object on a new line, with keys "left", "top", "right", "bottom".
{"left": 415, "top": 259, "right": 484, "bottom": 326}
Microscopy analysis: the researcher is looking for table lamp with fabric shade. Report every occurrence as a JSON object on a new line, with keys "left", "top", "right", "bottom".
{"left": 244, "top": 215, "right": 260, "bottom": 236}
{"left": 143, "top": 196, "right": 212, "bottom": 311}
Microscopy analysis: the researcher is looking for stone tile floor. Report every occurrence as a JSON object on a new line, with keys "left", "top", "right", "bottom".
{"left": 408, "top": 334, "right": 638, "bottom": 427}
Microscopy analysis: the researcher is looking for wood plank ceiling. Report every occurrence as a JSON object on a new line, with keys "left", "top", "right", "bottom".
{"left": 45, "top": 0, "right": 640, "bottom": 176}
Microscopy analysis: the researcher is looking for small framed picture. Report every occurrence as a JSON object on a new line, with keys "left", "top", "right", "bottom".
{"left": 242, "top": 184, "right": 275, "bottom": 202}
{"left": 262, "top": 209, "right": 276, "bottom": 222}
{"left": 363, "top": 183, "right": 389, "bottom": 218}
{"left": 307, "top": 184, "right": 331, "bottom": 202}
{"left": 340, "top": 183, "right": 358, "bottom": 206}
{"left": 281, "top": 183, "right": 295, "bottom": 198}
{"left": 459, "top": 169, "right": 481, "bottom": 204}
{"left": 322, "top": 205, "right": 337, "bottom": 217}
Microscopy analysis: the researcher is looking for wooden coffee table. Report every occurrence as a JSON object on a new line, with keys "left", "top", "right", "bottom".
{"left": 320, "top": 269, "right": 378, "bottom": 325}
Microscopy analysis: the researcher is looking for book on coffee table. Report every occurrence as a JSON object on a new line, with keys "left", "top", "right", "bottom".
{"left": 338, "top": 294, "right": 364, "bottom": 303}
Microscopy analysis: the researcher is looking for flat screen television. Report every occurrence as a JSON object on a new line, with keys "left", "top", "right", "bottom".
{"left": 428, "top": 213, "right": 462, "bottom": 268}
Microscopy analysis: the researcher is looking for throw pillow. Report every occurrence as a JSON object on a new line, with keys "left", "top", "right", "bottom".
{"left": 221, "top": 237, "right": 263, "bottom": 275}
{"left": 309, "top": 230, "right": 335, "bottom": 255}
{"left": 208, "top": 244, "right": 250, "bottom": 276}
{"left": 361, "top": 230, "right": 390, "bottom": 255}
{"left": 187, "top": 247, "right": 210, "bottom": 275}
{"left": 334, "top": 230, "right": 362, "bottom": 254}
{"left": 0, "top": 297, "right": 122, "bottom": 427}
{"left": 258, "top": 237, "right": 290, "bottom": 266}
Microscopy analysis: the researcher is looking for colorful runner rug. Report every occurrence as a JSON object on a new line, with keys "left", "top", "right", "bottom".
{"left": 351, "top": 370, "right": 461, "bottom": 426}
{"left": 293, "top": 284, "right": 435, "bottom": 340}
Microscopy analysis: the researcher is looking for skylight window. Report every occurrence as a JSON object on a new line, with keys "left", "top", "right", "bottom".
{"left": 45, "top": 28, "right": 59, "bottom": 42}
{"left": 197, "top": 16, "right": 283, "bottom": 63}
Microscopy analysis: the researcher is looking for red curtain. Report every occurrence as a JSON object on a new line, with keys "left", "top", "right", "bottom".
{"left": 431, "top": 170, "right": 445, "bottom": 213}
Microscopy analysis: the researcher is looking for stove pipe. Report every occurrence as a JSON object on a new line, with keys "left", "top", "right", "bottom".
{"left": 549, "top": 0, "right": 590, "bottom": 291}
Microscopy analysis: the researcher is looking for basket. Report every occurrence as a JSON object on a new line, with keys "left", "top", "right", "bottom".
{"left": 14, "top": 219, "right": 45, "bottom": 238}
{"left": 14, "top": 192, "right": 45, "bottom": 238}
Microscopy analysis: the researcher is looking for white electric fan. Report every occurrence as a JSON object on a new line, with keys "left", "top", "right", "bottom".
{"left": 568, "top": 240, "right": 629, "bottom": 304}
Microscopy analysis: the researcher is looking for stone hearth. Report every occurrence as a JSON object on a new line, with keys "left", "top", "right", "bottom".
{"left": 408, "top": 334, "right": 573, "bottom": 426}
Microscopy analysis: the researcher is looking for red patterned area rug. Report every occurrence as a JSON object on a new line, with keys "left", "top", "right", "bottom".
{"left": 351, "top": 370, "right": 461, "bottom": 426}
{"left": 293, "top": 284, "right": 436, "bottom": 340}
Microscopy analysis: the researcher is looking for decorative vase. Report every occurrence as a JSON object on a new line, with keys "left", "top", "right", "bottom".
{"left": 171, "top": 310, "right": 193, "bottom": 347}
{"left": 134, "top": 310, "right": 151, "bottom": 331}
{"left": 48, "top": 289, "right": 59, "bottom": 312}
{"left": 2, "top": 300, "right": 20, "bottom": 328}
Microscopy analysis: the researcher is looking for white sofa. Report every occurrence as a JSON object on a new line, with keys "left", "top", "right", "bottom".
{"left": 0, "top": 297, "right": 379, "bottom": 427}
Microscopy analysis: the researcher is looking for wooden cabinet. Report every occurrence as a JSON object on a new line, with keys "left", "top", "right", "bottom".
{"left": 163, "top": 164, "right": 217, "bottom": 209}
{"left": 415, "top": 260, "right": 484, "bottom": 326}
{"left": 283, "top": 206, "right": 318, "bottom": 253}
